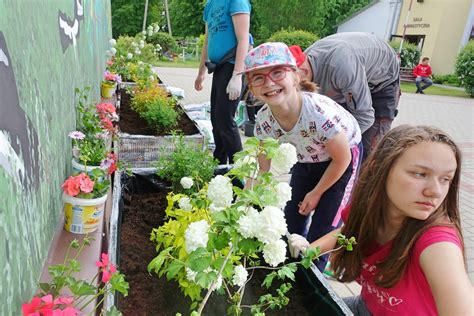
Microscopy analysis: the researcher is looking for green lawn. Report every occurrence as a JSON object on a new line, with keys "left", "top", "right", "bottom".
{"left": 400, "top": 82, "right": 469, "bottom": 98}
{"left": 154, "top": 59, "right": 200, "bottom": 68}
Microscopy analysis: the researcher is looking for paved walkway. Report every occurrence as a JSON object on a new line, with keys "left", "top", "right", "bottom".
{"left": 154, "top": 67, "right": 474, "bottom": 291}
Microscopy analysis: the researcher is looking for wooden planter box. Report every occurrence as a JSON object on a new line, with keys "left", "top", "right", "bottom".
{"left": 106, "top": 171, "right": 353, "bottom": 315}
{"left": 116, "top": 84, "right": 206, "bottom": 169}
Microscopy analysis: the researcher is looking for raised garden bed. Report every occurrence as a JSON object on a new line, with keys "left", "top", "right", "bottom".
{"left": 117, "top": 86, "right": 205, "bottom": 168}
{"left": 106, "top": 171, "right": 352, "bottom": 315}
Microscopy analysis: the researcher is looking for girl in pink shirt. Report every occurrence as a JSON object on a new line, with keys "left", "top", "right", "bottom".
{"left": 289, "top": 125, "right": 473, "bottom": 315}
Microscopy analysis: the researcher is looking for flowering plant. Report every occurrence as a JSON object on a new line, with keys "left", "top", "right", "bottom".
{"left": 62, "top": 170, "right": 110, "bottom": 199}
{"left": 22, "top": 237, "right": 128, "bottom": 316}
{"left": 148, "top": 138, "right": 355, "bottom": 314}
{"left": 103, "top": 70, "right": 121, "bottom": 87}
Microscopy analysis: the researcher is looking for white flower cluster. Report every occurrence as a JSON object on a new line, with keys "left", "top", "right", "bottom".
{"left": 232, "top": 265, "right": 248, "bottom": 287}
{"left": 273, "top": 182, "right": 292, "bottom": 209}
{"left": 237, "top": 206, "right": 287, "bottom": 266}
{"left": 272, "top": 143, "right": 298, "bottom": 174}
{"left": 147, "top": 23, "right": 160, "bottom": 37}
{"left": 263, "top": 239, "right": 287, "bottom": 267}
{"left": 184, "top": 220, "right": 210, "bottom": 253}
{"left": 207, "top": 175, "right": 233, "bottom": 208}
{"left": 106, "top": 39, "right": 117, "bottom": 57}
{"left": 178, "top": 197, "right": 192, "bottom": 211}
{"left": 180, "top": 177, "right": 194, "bottom": 189}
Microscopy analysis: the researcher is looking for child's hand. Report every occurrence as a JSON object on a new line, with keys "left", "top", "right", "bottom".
{"left": 298, "top": 191, "right": 322, "bottom": 215}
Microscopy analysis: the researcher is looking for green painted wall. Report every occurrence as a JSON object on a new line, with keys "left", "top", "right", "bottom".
{"left": 0, "top": 1, "right": 111, "bottom": 313}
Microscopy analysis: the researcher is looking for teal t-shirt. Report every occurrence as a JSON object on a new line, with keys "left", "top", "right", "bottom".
{"left": 204, "top": 0, "right": 251, "bottom": 63}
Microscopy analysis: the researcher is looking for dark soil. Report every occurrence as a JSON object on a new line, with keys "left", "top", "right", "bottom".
{"left": 117, "top": 88, "right": 199, "bottom": 136}
{"left": 118, "top": 175, "right": 343, "bottom": 315}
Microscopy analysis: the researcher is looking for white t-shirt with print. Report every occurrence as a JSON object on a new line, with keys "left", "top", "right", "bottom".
{"left": 254, "top": 92, "right": 361, "bottom": 163}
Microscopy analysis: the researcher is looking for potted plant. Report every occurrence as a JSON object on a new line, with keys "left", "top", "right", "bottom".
{"left": 62, "top": 168, "right": 110, "bottom": 234}
{"left": 22, "top": 237, "right": 128, "bottom": 315}
{"left": 101, "top": 70, "right": 121, "bottom": 99}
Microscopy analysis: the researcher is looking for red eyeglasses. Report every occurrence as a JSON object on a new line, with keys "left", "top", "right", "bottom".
{"left": 248, "top": 67, "right": 294, "bottom": 87}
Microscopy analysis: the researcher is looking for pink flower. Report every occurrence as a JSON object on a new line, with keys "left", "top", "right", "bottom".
{"left": 78, "top": 173, "right": 94, "bottom": 194}
{"left": 68, "top": 131, "right": 85, "bottom": 140}
{"left": 96, "top": 103, "right": 116, "bottom": 115}
{"left": 61, "top": 176, "right": 81, "bottom": 196}
{"left": 96, "top": 253, "right": 118, "bottom": 283}
{"left": 22, "top": 294, "right": 54, "bottom": 315}
{"left": 106, "top": 60, "right": 113, "bottom": 66}
{"left": 107, "top": 163, "right": 117, "bottom": 175}
{"left": 100, "top": 117, "right": 114, "bottom": 131}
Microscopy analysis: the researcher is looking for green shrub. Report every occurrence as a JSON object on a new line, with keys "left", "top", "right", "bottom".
{"left": 155, "top": 136, "right": 218, "bottom": 192}
{"left": 388, "top": 41, "right": 421, "bottom": 68}
{"left": 267, "top": 29, "right": 319, "bottom": 50}
{"left": 432, "top": 74, "right": 461, "bottom": 87}
{"left": 131, "top": 84, "right": 178, "bottom": 132}
{"left": 455, "top": 40, "right": 474, "bottom": 97}
{"left": 146, "top": 32, "right": 178, "bottom": 55}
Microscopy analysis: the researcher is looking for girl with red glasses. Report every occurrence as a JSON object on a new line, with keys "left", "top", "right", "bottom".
{"left": 242, "top": 42, "right": 362, "bottom": 272}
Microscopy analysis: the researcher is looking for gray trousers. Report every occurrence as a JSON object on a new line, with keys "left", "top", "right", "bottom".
{"left": 343, "top": 295, "right": 372, "bottom": 316}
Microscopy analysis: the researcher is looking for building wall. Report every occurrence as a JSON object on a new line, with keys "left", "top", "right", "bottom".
{"left": 396, "top": 0, "right": 472, "bottom": 74}
{"left": 338, "top": 0, "right": 401, "bottom": 41}
{"left": 0, "top": 1, "right": 111, "bottom": 314}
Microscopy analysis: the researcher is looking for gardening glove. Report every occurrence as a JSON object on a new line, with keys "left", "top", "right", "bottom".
{"left": 226, "top": 72, "right": 242, "bottom": 101}
{"left": 288, "top": 234, "right": 310, "bottom": 258}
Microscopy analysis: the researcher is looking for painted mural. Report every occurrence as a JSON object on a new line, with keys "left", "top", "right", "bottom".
{"left": 0, "top": 1, "right": 111, "bottom": 313}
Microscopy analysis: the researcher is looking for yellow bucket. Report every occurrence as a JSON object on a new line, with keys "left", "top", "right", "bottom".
{"left": 63, "top": 193, "right": 108, "bottom": 234}
{"left": 101, "top": 82, "right": 116, "bottom": 99}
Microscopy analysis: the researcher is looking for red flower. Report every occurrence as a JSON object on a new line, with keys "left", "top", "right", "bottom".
{"left": 22, "top": 294, "right": 54, "bottom": 315}
{"left": 95, "top": 253, "right": 118, "bottom": 283}
{"left": 61, "top": 176, "right": 81, "bottom": 197}
{"left": 108, "top": 162, "right": 117, "bottom": 175}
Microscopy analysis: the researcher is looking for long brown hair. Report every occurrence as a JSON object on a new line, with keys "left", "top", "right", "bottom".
{"left": 330, "top": 125, "right": 465, "bottom": 288}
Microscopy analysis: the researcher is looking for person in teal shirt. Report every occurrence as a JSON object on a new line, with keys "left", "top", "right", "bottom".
{"left": 195, "top": 0, "right": 251, "bottom": 164}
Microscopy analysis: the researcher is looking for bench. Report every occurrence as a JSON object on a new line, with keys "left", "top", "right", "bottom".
{"left": 400, "top": 67, "right": 416, "bottom": 83}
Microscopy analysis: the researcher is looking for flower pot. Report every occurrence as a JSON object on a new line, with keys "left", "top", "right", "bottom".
{"left": 101, "top": 82, "right": 116, "bottom": 99}
{"left": 63, "top": 193, "right": 108, "bottom": 234}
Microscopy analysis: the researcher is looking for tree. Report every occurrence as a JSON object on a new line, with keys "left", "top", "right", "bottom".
{"left": 168, "top": 0, "right": 205, "bottom": 38}
{"left": 112, "top": 0, "right": 166, "bottom": 38}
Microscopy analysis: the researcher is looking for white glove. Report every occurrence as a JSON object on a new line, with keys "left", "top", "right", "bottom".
{"left": 226, "top": 72, "right": 242, "bottom": 100}
{"left": 288, "top": 234, "right": 310, "bottom": 258}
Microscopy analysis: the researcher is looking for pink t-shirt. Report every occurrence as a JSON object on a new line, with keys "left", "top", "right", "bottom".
{"left": 341, "top": 207, "right": 462, "bottom": 315}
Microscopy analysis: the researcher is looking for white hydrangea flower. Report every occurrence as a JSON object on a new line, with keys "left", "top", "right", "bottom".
{"left": 150, "top": 75, "right": 155, "bottom": 82}
{"left": 178, "top": 197, "right": 192, "bottom": 211}
{"left": 272, "top": 143, "right": 298, "bottom": 174}
{"left": 263, "top": 239, "right": 287, "bottom": 267}
{"left": 255, "top": 206, "right": 287, "bottom": 244}
{"left": 131, "top": 42, "right": 138, "bottom": 48}
{"left": 186, "top": 267, "right": 197, "bottom": 282}
{"left": 147, "top": 30, "right": 153, "bottom": 37}
{"left": 232, "top": 265, "right": 248, "bottom": 287}
{"left": 209, "top": 203, "right": 224, "bottom": 213}
{"left": 180, "top": 177, "right": 193, "bottom": 189}
{"left": 135, "top": 49, "right": 141, "bottom": 55}
{"left": 109, "top": 38, "right": 116, "bottom": 46}
{"left": 214, "top": 276, "right": 223, "bottom": 291}
{"left": 155, "top": 44, "right": 162, "bottom": 52}
{"left": 110, "top": 47, "right": 117, "bottom": 56}
{"left": 138, "top": 61, "right": 144, "bottom": 66}
{"left": 207, "top": 175, "right": 233, "bottom": 208}
{"left": 184, "top": 220, "right": 210, "bottom": 253}
{"left": 237, "top": 207, "right": 260, "bottom": 239}
{"left": 274, "top": 182, "right": 292, "bottom": 209}
{"left": 141, "top": 31, "right": 146, "bottom": 36}
{"left": 154, "top": 24, "right": 160, "bottom": 32}
{"left": 127, "top": 53, "right": 133, "bottom": 59}
{"left": 139, "top": 40, "right": 145, "bottom": 48}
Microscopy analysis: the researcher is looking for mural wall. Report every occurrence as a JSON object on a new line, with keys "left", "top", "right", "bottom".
{"left": 0, "top": 1, "right": 111, "bottom": 313}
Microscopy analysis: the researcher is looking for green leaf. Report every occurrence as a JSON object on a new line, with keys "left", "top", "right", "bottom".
{"left": 208, "top": 232, "right": 230, "bottom": 251}
{"left": 188, "top": 248, "right": 212, "bottom": 272}
{"left": 238, "top": 238, "right": 260, "bottom": 254}
{"left": 110, "top": 272, "right": 129, "bottom": 296}
{"left": 166, "top": 259, "right": 185, "bottom": 280}
{"left": 69, "top": 280, "right": 96, "bottom": 296}
{"left": 105, "top": 306, "right": 123, "bottom": 316}
{"left": 262, "top": 272, "right": 277, "bottom": 289}
{"left": 148, "top": 247, "right": 172, "bottom": 273}
{"left": 38, "top": 283, "right": 51, "bottom": 293}
{"left": 277, "top": 266, "right": 296, "bottom": 281}
{"left": 68, "top": 259, "right": 81, "bottom": 273}
{"left": 195, "top": 270, "right": 217, "bottom": 289}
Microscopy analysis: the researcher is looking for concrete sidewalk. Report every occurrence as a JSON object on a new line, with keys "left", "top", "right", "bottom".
{"left": 154, "top": 67, "right": 474, "bottom": 292}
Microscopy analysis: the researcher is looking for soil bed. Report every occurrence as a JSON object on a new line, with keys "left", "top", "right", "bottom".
{"left": 117, "top": 174, "right": 346, "bottom": 315}
{"left": 117, "top": 88, "right": 199, "bottom": 136}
